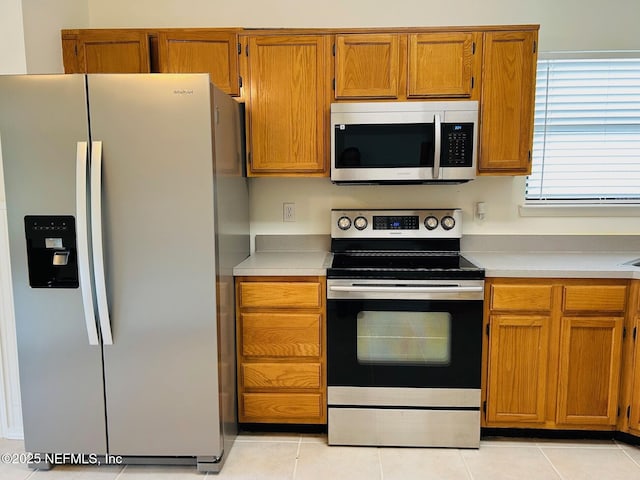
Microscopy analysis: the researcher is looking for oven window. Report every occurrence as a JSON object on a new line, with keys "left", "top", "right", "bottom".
{"left": 356, "top": 311, "right": 451, "bottom": 365}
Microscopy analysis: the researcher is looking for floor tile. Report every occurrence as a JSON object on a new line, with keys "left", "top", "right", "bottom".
{"left": 461, "top": 446, "right": 561, "bottom": 480}
{"left": 235, "top": 431, "right": 301, "bottom": 443}
{"left": 31, "top": 464, "right": 123, "bottom": 479}
{"left": 295, "top": 443, "right": 381, "bottom": 480}
{"left": 535, "top": 438, "right": 619, "bottom": 449}
{"left": 379, "top": 448, "right": 471, "bottom": 480}
{"left": 117, "top": 465, "right": 208, "bottom": 478}
{"left": 542, "top": 447, "right": 640, "bottom": 480}
{"left": 299, "top": 434, "right": 327, "bottom": 444}
{"left": 216, "top": 441, "right": 298, "bottom": 479}
{"left": 620, "top": 443, "right": 640, "bottom": 467}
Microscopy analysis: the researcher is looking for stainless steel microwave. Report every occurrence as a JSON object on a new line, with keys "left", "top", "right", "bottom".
{"left": 330, "top": 101, "right": 478, "bottom": 184}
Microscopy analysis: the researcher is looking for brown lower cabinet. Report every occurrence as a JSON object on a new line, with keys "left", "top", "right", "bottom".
{"left": 235, "top": 276, "right": 326, "bottom": 424}
{"left": 620, "top": 280, "right": 640, "bottom": 435}
{"left": 483, "top": 278, "right": 628, "bottom": 431}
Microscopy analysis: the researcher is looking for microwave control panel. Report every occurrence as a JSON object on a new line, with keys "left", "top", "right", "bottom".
{"left": 441, "top": 123, "right": 474, "bottom": 167}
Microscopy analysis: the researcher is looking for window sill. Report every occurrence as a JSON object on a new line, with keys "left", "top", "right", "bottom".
{"left": 519, "top": 203, "right": 640, "bottom": 217}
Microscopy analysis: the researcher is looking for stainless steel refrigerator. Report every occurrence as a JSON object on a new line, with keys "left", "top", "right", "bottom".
{"left": 0, "top": 74, "right": 249, "bottom": 472}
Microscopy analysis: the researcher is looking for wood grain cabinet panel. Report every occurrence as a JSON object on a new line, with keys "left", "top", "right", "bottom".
{"left": 490, "top": 284, "right": 553, "bottom": 312}
{"left": 627, "top": 281, "right": 640, "bottom": 432}
{"left": 484, "top": 278, "right": 628, "bottom": 431}
{"left": 407, "top": 32, "right": 480, "bottom": 98}
{"left": 239, "top": 281, "right": 321, "bottom": 308}
{"left": 236, "top": 276, "right": 326, "bottom": 424}
{"left": 478, "top": 30, "right": 537, "bottom": 175}
{"left": 240, "top": 313, "right": 321, "bottom": 357}
{"left": 556, "top": 316, "right": 623, "bottom": 426}
{"left": 241, "top": 393, "right": 323, "bottom": 421}
{"left": 245, "top": 35, "right": 329, "bottom": 175}
{"left": 334, "top": 34, "right": 400, "bottom": 99}
{"left": 563, "top": 285, "right": 627, "bottom": 313}
{"left": 242, "top": 363, "right": 321, "bottom": 389}
{"left": 486, "top": 315, "right": 550, "bottom": 423}
{"left": 157, "top": 30, "right": 240, "bottom": 96}
{"left": 62, "top": 30, "right": 151, "bottom": 74}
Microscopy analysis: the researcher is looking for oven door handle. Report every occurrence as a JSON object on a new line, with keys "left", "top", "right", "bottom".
{"left": 329, "top": 285, "right": 484, "bottom": 294}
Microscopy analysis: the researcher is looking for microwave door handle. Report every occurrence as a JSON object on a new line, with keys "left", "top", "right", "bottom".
{"left": 433, "top": 113, "right": 442, "bottom": 179}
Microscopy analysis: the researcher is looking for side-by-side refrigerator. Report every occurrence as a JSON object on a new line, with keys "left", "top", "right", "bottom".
{"left": 0, "top": 74, "right": 249, "bottom": 472}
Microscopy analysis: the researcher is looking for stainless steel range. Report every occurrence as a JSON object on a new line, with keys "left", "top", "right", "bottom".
{"left": 326, "top": 209, "right": 484, "bottom": 448}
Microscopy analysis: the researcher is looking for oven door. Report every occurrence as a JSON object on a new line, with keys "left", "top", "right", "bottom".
{"left": 327, "top": 295, "right": 483, "bottom": 390}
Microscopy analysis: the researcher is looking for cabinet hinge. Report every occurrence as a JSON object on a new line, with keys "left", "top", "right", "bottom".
{"left": 239, "top": 76, "right": 243, "bottom": 89}
{"left": 482, "top": 400, "right": 487, "bottom": 414}
{"left": 533, "top": 41, "right": 537, "bottom": 54}
{"left": 472, "top": 42, "right": 476, "bottom": 55}
{"left": 486, "top": 323, "right": 490, "bottom": 336}
{"left": 246, "top": 44, "right": 249, "bottom": 56}
{"left": 471, "top": 77, "right": 475, "bottom": 89}
{"left": 634, "top": 326, "right": 637, "bottom": 341}
{"left": 623, "top": 326, "right": 627, "bottom": 339}
{"left": 618, "top": 406, "right": 621, "bottom": 417}
{"left": 528, "top": 151, "right": 532, "bottom": 163}
{"left": 333, "top": 43, "right": 336, "bottom": 56}
{"left": 237, "top": 43, "right": 242, "bottom": 55}
{"left": 248, "top": 151, "right": 252, "bottom": 166}
{"left": 628, "top": 405, "right": 632, "bottom": 419}
{"left": 332, "top": 78, "right": 336, "bottom": 90}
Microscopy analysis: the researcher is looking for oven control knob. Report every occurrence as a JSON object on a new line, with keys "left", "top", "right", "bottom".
{"left": 337, "top": 216, "right": 352, "bottom": 230}
{"left": 441, "top": 215, "right": 456, "bottom": 230}
{"left": 424, "top": 215, "right": 439, "bottom": 230}
{"left": 354, "top": 216, "right": 368, "bottom": 230}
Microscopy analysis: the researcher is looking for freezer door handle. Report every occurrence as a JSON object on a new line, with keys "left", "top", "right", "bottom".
{"left": 90, "top": 141, "right": 113, "bottom": 345}
{"left": 75, "top": 141, "right": 99, "bottom": 346}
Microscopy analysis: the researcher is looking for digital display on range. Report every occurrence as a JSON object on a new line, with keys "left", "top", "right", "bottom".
{"left": 373, "top": 215, "right": 419, "bottom": 230}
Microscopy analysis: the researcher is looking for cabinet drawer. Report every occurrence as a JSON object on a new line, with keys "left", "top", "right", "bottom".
{"left": 239, "top": 282, "right": 321, "bottom": 308}
{"left": 241, "top": 393, "right": 323, "bottom": 420}
{"left": 563, "top": 285, "right": 627, "bottom": 313}
{"left": 241, "top": 313, "right": 321, "bottom": 357}
{"left": 490, "top": 284, "right": 553, "bottom": 312}
{"left": 242, "top": 362, "right": 321, "bottom": 389}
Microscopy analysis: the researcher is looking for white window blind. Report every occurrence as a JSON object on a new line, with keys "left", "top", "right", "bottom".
{"left": 526, "top": 55, "right": 640, "bottom": 203}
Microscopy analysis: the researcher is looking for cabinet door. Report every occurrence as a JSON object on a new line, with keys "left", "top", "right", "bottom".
{"left": 478, "top": 30, "right": 537, "bottom": 174}
{"left": 334, "top": 34, "right": 401, "bottom": 99}
{"left": 556, "top": 316, "right": 623, "bottom": 426}
{"left": 246, "top": 35, "right": 329, "bottom": 175}
{"left": 158, "top": 30, "right": 240, "bottom": 96}
{"left": 76, "top": 30, "right": 151, "bottom": 73}
{"left": 486, "top": 314, "right": 550, "bottom": 424}
{"left": 629, "top": 313, "right": 640, "bottom": 431}
{"left": 407, "top": 32, "right": 479, "bottom": 98}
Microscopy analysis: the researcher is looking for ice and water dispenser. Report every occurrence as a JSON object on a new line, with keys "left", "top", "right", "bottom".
{"left": 24, "top": 215, "right": 79, "bottom": 288}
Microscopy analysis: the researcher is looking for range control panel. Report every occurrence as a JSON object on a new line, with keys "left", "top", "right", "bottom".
{"left": 331, "top": 209, "right": 462, "bottom": 239}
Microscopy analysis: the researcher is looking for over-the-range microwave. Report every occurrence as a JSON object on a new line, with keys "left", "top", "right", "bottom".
{"left": 330, "top": 100, "right": 478, "bottom": 184}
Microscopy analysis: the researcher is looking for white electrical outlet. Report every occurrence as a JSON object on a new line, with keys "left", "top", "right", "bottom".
{"left": 283, "top": 203, "right": 295, "bottom": 222}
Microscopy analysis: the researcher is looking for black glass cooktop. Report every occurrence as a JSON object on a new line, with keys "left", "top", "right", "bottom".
{"left": 328, "top": 251, "right": 485, "bottom": 280}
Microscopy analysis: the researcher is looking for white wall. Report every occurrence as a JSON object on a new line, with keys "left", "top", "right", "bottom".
{"left": 0, "top": 0, "right": 27, "bottom": 74}
{"left": 85, "top": 0, "right": 640, "bottom": 239}
{"left": 86, "top": 0, "right": 640, "bottom": 51}
{"left": 22, "top": 0, "right": 89, "bottom": 73}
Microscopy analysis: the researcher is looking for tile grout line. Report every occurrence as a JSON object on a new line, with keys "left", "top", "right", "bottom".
{"left": 621, "top": 448, "right": 640, "bottom": 470}
{"left": 458, "top": 449, "right": 475, "bottom": 480}
{"left": 377, "top": 447, "right": 384, "bottom": 480}
{"left": 291, "top": 435, "right": 302, "bottom": 480}
{"left": 538, "top": 446, "right": 567, "bottom": 480}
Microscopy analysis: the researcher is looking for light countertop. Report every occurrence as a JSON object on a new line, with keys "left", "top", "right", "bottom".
{"left": 233, "top": 251, "right": 333, "bottom": 277}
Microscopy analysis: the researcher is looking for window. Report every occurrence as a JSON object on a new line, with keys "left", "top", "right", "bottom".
{"left": 526, "top": 53, "right": 640, "bottom": 203}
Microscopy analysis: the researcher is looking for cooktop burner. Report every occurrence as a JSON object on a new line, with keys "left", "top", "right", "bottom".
{"left": 329, "top": 208, "right": 484, "bottom": 280}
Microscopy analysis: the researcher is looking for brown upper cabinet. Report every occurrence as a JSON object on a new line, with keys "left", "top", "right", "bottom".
{"left": 334, "top": 34, "right": 402, "bottom": 99}
{"left": 243, "top": 34, "right": 330, "bottom": 176}
{"left": 62, "top": 29, "right": 151, "bottom": 74}
{"left": 333, "top": 31, "right": 481, "bottom": 100}
{"left": 478, "top": 30, "right": 538, "bottom": 175}
{"left": 157, "top": 29, "right": 241, "bottom": 96}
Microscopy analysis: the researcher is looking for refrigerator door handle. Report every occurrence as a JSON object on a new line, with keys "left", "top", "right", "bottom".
{"left": 90, "top": 141, "right": 113, "bottom": 345}
{"left": 75, "top": 141, "right": 100, "bottom": 346}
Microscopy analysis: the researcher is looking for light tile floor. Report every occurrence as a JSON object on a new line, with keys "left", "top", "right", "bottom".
{"left": 1, "top": 434, "right": 640, "bottom": 479}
